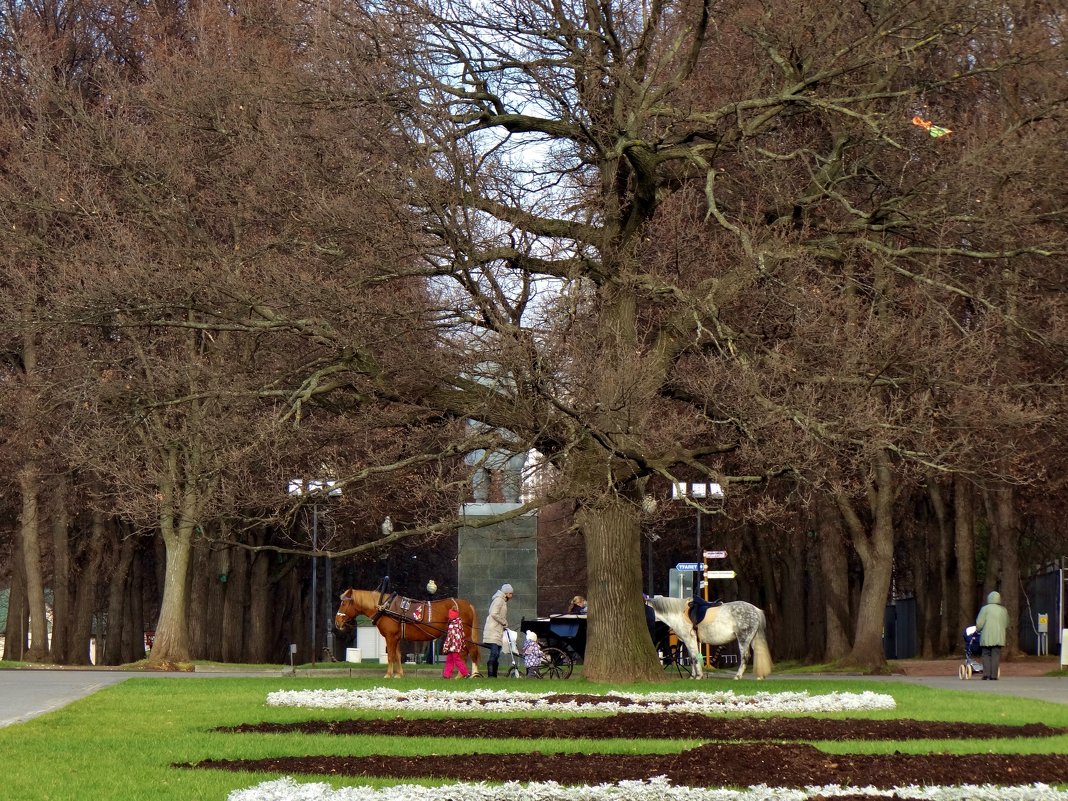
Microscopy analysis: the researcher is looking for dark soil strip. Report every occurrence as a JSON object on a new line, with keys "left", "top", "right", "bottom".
{"left": 188, "top": 742, "right": 1068, "bottom": 789}
{"left": 219, "top": 713, "right": 1066, "bottom": 741}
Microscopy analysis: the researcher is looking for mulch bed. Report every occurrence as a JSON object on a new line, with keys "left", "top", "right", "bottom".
{"left": 190, "top": 711, "right": 1068, "bottom": 796}
{"left": 219, "top": 712, "right": 1066, "bottom": 741}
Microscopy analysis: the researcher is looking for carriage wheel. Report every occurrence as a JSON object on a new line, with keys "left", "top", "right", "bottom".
{"left": 958, "top": 664, "right": 966, "bottom": 680}
{"left": 539, "top": 647, "right": 573, "bottom": 679}
{"left": 656, "top": 637, "right": 693, "bottom": 677}
{"left": 507, "top": 664, "right": 521, "bottom": 679}
{"left": 965, "top": 664, "right": 973, "bottom": 680}
{"left": 997, "top": 665, "right": 1001, "bottom": 679}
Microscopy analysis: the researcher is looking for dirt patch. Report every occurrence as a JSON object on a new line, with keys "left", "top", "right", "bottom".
{"left": 192, "top": 712, "right": 1068, "bottom": 798}
{"left": 220, "top": 712, "right": 1066, "bottom": 741}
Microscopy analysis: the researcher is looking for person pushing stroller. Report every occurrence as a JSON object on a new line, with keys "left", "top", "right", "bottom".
{"left": 975, "top": 590, "right": 1008, "bottom": 680}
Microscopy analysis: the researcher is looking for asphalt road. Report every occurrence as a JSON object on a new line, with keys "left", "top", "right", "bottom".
{"left": 0, "top": 667, "right": 1065, "bottom": 728}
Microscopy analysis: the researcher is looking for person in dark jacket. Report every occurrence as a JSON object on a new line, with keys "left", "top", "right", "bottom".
{"left": 975, "top": 590, "right": 1009, "bottom": 680}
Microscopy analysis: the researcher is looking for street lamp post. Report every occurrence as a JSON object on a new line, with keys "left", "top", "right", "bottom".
{"left": 288, "top": 478, "right": 342, "bottom": 665}
{"left": 426, "top": 579, "right": 438, "bottom": 665}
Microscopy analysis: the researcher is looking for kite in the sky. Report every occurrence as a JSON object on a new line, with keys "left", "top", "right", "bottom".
{"left": 911, "top": 115, "right": 953, "bottom": 138}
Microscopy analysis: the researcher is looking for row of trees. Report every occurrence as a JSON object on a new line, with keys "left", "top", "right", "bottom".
{"left": 1, "top": 0, "right": 1065, "bottom": 681}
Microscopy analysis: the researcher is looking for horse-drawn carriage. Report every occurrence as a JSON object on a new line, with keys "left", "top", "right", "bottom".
{"left": 519, "top": 614, "right": 585, "bottom": 679}
{"left": 335, "top": 585, "right": 575, "bottom": 679}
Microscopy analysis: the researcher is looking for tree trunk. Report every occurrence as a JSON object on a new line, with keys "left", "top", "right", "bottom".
{"left": 150, "top": 519, "right": 195, "bottom": 664}
{"left": 103, "top": 531, "right": 136, "bottom": 665}
{"left": 123, "top": 553, "right": 146, "bottom": 662}
{"left": 907, "top": 487, "right": 937, "bottom": 659}
{"left": 222, "top": 543, "right": 249, "bottom": 662}
{"left": 70, "top": 510, "right": 107, "bottom": 665}
{"left": 954, "top": 474, "right": 977, "bottom": 643}
{"left": 837, "top": 450, "right": 896, "bottom": 671}
{"left": 148, "top": 438, "right": 208, "bottom": 666}
{"left": 18, "top": 463, "right": 50, "bottom": 662}
{"left": 777, "top": 531, "right": 806, "bottom": 660}
{"left": 50, "top": 477, "right": 71, "bottom": 664}
{"left": 247, "top": 546, "right": 272, "bottom": 663}
{"left": 188, "top": 544, "right": 216, "bottom": 659}
{"left": 818, "top": 494, "right": 852, "bottom": 661}
{"left": 802, "top": 530, "right": 826, "bottom": 663}
{"left": 990, "top": 484, "right": 1022, "bottom": 657}
{"left": 2, "top": 543, "right": 28, "bottom": 661}
{"left": 927, "top": 478, "right": 953, "bottom": 654}
{"left": 579, "top": 495, "right": 662, "bottom": 682}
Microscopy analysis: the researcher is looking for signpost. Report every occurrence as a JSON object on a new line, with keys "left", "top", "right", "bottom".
{"left": 704, "top": 550, "right": 727, "bottom": 559}
{"left": 675, "top": 562, "right": 703, "bottom": 572}
{"left": 705, "top": 570, "right": 737, "bottom": 580}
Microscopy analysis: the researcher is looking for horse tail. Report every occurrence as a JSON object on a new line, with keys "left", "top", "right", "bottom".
{"left": 752, "top": 610, "right": 773, "bottom": 679}
{"left": 466, "top": 601, "right": 483, "bottom": 673}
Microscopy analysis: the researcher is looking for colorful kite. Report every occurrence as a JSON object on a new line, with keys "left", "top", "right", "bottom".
{"left": 911, "top": 115, "right": 953, "bottom": 138}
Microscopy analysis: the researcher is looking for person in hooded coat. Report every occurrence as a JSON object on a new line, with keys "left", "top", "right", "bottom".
{"left": 483, "top": 583, "right": 513, "bottom": 677}
{"left": 975, "top": 590, "right": 1009, "bottom": 680}
{"left": 441, "top": 607, "right": 471, "bottom": 679}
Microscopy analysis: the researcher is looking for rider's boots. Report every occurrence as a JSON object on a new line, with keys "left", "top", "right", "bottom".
{"left": 487, "top": 659, "right": 498, "bottom": 677}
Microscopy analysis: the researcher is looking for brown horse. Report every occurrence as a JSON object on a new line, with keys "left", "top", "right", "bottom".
{"left": 334, "top": 588, "right": 482, "bottom": 678}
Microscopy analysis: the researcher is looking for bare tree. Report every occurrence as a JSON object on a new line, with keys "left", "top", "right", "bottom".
{"left": 337, "top": 0, "right": 1068, "bottom": 677}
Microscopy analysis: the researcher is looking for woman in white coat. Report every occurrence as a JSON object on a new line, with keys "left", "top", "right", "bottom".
{"left": 483, "top": 583, "right": 514, "bottom": 677}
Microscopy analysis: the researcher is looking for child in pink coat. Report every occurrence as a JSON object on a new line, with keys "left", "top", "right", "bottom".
{"left": 442, "top": 607, "right": 471, "bottom": 679}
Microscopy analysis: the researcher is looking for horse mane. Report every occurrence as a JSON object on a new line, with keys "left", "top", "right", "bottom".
{"left": 647, "top": 595, "right": 688, "bottom": 616}
{"left": 647, "top": 595, "right": 691, "bottom": 627}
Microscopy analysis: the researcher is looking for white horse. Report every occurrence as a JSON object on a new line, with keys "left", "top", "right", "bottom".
{"left": 646, "top": 596, "right": 773, "bottom": 680}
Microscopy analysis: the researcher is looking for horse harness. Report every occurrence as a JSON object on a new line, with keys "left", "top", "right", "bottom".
{"left": 372, "top": 589, "right": 459, "bottom": 639}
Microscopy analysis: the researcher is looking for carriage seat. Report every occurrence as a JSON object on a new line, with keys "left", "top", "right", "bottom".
{"left": 687, "top": 595, "right": 722, "bottom": 626}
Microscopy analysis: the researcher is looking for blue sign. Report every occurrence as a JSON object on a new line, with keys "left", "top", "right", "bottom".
{"left": 675, "top": 562, "right": 702, "bottom": 572}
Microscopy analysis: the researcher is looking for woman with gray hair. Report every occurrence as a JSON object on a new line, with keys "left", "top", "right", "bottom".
{"left": 483, "top": 583, "right": 514, "bottom": 677}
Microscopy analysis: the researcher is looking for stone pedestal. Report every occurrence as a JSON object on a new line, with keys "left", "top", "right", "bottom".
{"left": 458, "top": 503, "right": 538, "bottom": 633}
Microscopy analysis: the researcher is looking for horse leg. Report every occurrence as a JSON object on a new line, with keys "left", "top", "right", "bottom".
{"left": 735, "top": 631, "right": 754, "bottom": 680}
{"left": 386, "top": 635, "right": 400, "bottom": 678}
{"left": 467, "top": 642, "right": 481, "bottom": 677}
{"left": 682, "top": 632, "right": 703, "bottom": 679}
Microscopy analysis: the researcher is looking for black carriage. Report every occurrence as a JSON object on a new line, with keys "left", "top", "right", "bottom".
{"left": 520, "top": 611, "right": 740, "bottom": 677}
{"left": 519, "top": 614, "right": 585, "bottom": 678}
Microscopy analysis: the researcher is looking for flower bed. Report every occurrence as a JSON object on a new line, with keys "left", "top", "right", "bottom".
{"left": 230, "top": 776, "right": 1068, "bottom": 801}
{"left": 211, "top": 688, "right": 1068, "bottom": 801}
{"left": 265, "top": 687, "right": 898, "bottom": 715}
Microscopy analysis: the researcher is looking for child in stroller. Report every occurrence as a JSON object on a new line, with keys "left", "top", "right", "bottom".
{"left": 959, "top": 625, "right": 983, "bottom": 679}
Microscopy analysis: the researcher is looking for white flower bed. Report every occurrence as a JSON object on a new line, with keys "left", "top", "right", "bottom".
{"left": 229, "top": 776, "right": 1068, "bottom": 801}
{"left": 266, "top": 687, "right": 897, "bottom": 715}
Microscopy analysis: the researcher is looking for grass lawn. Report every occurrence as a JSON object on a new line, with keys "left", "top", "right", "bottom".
{"left": 1, "top": 673, "right": 1067, "bottom": 801}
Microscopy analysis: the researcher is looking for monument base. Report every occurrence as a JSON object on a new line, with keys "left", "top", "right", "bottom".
{"left": 458, "top": 504, "right": 538, "bottom": 633}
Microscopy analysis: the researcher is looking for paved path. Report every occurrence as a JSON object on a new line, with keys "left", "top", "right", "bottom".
{"left": 0, "top": 667, "right": 278, "bottom": 728}
{"left": 0, "top": 669, "right": 139, "bottom": 727}
{"left": 0, "top": 666, "right": 1065, "bottom": 728}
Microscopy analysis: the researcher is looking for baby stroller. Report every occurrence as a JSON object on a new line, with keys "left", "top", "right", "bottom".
{"left": 501, "top": 629, "right": 523, "bottom": 678}
{"left": 958, "top": 625, "right": 983, "bottom": 680}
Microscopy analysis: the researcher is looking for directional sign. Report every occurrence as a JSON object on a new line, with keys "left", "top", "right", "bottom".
{"left": 705, "top": 570, "right": 737, "bottom": 579}
{"left": 703, "top": 550, "right": 727, "bottom": 559}
{"left": 675, "top": 562, "right": 703, "bottom": 572}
